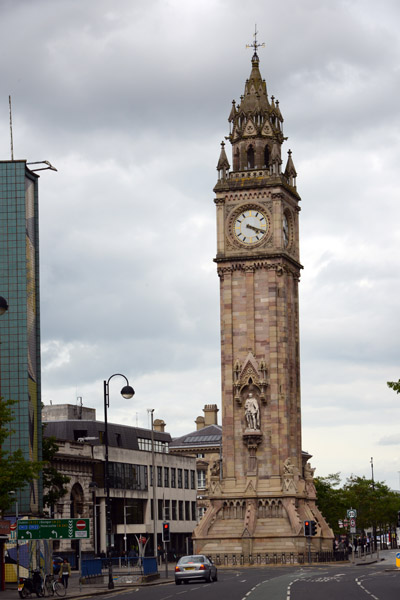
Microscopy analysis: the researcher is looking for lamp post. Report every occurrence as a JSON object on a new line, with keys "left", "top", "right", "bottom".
{"left": 148, "top": 409, "right": 158, "bottom": 561}
{"left": 104, "top": 374, "right": 134, "bottom": 590}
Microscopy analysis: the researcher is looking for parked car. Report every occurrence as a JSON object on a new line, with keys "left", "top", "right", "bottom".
{"left": 52, "top": 556, "right": 63, "bottom": 575}
{"left": 175, "top": 555, "right": 217, "bottom": 585}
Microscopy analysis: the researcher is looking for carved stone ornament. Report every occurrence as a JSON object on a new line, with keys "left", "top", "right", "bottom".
{"left": 233, "top": 352, "right": 268, "bottom": 405}
{"left": 304, "top": 462, "right": 315, "bottom": 480}
{"left": 282, "top": 456, "right": 300, "bottom": 494}
{"left": 243, "top": 432, "right": 263, "bottom": 450}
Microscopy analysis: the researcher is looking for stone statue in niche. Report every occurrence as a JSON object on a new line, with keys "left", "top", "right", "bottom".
{"left": 244, "top": 392, "right": 260, "bottom": 430}
{"left": 211, "top": 459, "right": 220, "bottom": 476}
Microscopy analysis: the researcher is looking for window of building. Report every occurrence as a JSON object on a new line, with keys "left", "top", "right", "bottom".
{"left": 103, "top": 462, "right": 148, "bottom": 491}
{"left": 185, "top": 501, "right": 190, "bottom": 521}
{"left": 184, "top": 469, "right": 189, "bottom": 489}
{"left": 164, "top": 467, "right": 169, "bottom": 487}
{"left": 171, "top": 468, "right": 176, "bottom": 488}
{"left": 138, "top": 438, "right": 170, "bottom": 453}
{"left": 157, "top": 466, "right": 162, "bottom": 487}
{"left": 196, "top": 453, "right": 205, "bottom": 458}
{"left": 191, "top": 501, "right": 197, "bottom": 521}
{"left": 190, "top": 470, "right": 195, "bottom": 489}
{"left": 164, "top": 499, "right": 170, "bottom": 521}
{"left": 178, "top": 500, "right": 184, "bottom": 520}
{"left": 150, "top": 465, "right": 153, "bottom": 487}
{"left": 172, "top": 500, "right": 177, "bottom": 520}
{"left": 197, "top": 469, "right": 206, "bottom": 489}
{"left": 178, "top": 469, "right": 183, "bottom": 489}
{"left": 73, "top": 429, "right": 88, "bottom": 441}
{"left": 198, "top": 506, "right": 206, "bottom": 521}
{"left": 158, "top": 499, "right": 163, "bottom": 520}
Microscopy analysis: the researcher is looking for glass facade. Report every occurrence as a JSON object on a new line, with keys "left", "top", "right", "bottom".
{"left": 0, "top": 160, "right": 42, "bottom": 515}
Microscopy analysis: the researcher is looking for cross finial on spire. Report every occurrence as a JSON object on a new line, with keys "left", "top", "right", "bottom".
{"left": 246, "top": 25, "right": 265, "bottom": 57}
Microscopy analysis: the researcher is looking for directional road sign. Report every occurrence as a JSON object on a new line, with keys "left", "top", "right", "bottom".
{"left": 17, "top": 518, "right": 90, "bottom": 540}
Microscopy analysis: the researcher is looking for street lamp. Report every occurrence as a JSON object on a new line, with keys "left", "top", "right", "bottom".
{"left": 148, "top": 409, "right": 158, "bottom": 561}
{"left": 0, "top": 296, "right": 8, "bottom": 316}
{"left": 103, "top": 374, "right": 134, "bottom": 590}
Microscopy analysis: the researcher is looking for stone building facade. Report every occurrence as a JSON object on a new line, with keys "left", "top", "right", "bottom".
{"left": 192, "top": 44, "right": 333, "bottom": 559}
{"left": 43, "top": 404, "right": 197, "bottom": 561}
{"left": 170, "top": 405, "right": 222, "bottom": 520}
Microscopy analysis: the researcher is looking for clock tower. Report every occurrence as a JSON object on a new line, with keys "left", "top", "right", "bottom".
{"left": 193, "top": 42, "right": 333, "bottom": 559}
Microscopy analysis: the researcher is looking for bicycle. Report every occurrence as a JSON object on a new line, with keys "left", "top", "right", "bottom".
{"left": 42, "top": 574, "right": 66, "bottom": 597}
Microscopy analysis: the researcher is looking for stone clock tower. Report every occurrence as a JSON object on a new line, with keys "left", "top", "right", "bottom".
{"left": 193, "top": 43, "right": 333, "bottom": 558}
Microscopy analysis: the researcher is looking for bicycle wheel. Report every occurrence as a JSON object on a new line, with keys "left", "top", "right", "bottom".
{"left": 54, "top": 582, "right": 66, "bottom": 597}
{"left": 45, "top": 581, "right": 54, "bottom": 596}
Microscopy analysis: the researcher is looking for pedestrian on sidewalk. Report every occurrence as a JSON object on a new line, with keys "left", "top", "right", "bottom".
{"left": 60, "top": 559, "right": 71, "bottom": 589}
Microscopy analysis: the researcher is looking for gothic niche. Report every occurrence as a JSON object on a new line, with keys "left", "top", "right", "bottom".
{"left": 233, "top": 352, "right": 269, "bottom": 406}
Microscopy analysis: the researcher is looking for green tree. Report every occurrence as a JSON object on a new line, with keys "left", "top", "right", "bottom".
{"left": 0, "top": 397, "right": 43, "bottom": 515}
{"left": 314, "top": 473, "right": 347, "bottom": 533}
{"left": 387, "top": 379, "right": 400, "bottom": 394}
{"left": 343, "top": 475, "right": 400, "bottom": 538}
{"left": 42, "top": 432, "right": 70, "bottom": 513}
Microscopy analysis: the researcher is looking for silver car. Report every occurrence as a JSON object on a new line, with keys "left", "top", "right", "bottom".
{"left": 175, "top": 554, "right": 218, "bottom": 584}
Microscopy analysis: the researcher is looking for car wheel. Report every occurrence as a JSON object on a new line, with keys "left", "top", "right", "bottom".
{"left": 205, "top": 573, "right": 211, "bottom": 583}
{"left": 213, "top": 572, "right": 218, "bottom": 582}
{"left": 175, "top": 579, "right": 181, "bottom": 586}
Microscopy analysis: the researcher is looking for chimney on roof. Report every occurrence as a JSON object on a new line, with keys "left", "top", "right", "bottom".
{"left": 153, "top": 419, "right": 166, "bottom": 433}
{"left": 203, "top": 404, "right": 219, "bottom": 426}
{"left": 195, "top": 416, "right": 205, "bottom": 431}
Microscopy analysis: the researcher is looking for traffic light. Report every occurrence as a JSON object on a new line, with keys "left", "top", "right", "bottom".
{"left": 162, "top": 522, "right": 170, "bottom": 542}
{"left": 397, "top": 511, "right": 400, "bottom": 528}
{"left": 311, "top": 520, "right": 317, "bottom": 536}
{"left": 304, "top": 520, "right": 311, "bottom": 536}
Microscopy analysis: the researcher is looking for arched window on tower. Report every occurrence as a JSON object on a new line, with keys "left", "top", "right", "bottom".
{"left": 233, "top": 148, "right": 240, "bottom": 171}
{"left": 247, "top": 145, "right": 255, "bottom": 169}
{"left": 264, "top": 145, "right": 270, "bottom": 168}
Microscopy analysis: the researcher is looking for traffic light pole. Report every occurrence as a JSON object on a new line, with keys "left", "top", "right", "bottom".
{"left": 163, "top": 541, "right": 168, "bottom": 578}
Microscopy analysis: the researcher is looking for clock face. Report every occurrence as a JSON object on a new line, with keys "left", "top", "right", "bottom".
{"left": 234, "top": 208, "right": 269, "bottom": 245}
{"left": 283, "top": 214, "right": 289, "bottom": 247}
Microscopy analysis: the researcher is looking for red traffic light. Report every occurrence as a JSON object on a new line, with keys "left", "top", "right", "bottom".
{"left": 162, "top": 522, "right": 170, "bottom": 542}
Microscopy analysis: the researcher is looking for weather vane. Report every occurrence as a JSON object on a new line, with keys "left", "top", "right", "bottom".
{"left": 246, "top": 25, "right": 265, "bottom": 55}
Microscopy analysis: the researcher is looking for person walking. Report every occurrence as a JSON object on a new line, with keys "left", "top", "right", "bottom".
{"left": 60, "top": 558, "right": 71, "bottom": 589}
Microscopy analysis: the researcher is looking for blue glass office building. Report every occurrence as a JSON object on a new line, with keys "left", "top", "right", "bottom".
{"left": 0, "top": 160, "right": 42, "bottom": 515}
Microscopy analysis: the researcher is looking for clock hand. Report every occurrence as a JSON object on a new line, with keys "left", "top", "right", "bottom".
{"left": 247, "top": 224, "right": 265, "bottom": 234}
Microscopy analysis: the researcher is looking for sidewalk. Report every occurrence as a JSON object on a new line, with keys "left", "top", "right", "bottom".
{"left": 3, "top": 564, "right": 176, "bottom": 600}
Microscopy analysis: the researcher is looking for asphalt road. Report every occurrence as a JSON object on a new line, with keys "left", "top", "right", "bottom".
{"left": 83, "top": 551, "right": 400, "bottom": 600}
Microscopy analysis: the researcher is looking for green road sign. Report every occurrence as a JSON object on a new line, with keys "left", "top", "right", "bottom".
{"left": 17, "top": 518, "right": 90, "bottom": 540}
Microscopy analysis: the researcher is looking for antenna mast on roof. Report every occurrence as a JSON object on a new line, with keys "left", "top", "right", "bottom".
{"left": 9, "top": 96, "right": 14, "bottom": 161}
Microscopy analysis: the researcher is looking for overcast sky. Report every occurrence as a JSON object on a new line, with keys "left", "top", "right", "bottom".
{"left": 1, "top": 0, "right": 400, "bottom": 491}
